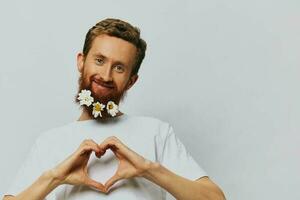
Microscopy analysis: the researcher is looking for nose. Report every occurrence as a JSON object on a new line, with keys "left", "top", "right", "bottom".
{"left": 101, "top": 64, "right": 113, "bottom": 82}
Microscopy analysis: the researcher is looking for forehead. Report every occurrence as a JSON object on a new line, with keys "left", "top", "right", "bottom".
{"left": 88, "top": 34, "right": 137, "bottom": 65}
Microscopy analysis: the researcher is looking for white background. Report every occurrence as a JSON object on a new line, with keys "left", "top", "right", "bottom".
{"left": 0, "top": 0, "right": 299, "bottom": 199}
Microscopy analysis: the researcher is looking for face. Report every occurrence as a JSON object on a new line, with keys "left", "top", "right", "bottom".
{"left": 76, "top": 34, "right": 138, "bottom": 108}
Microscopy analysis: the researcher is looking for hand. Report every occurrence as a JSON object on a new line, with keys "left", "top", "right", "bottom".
{"left": 50, "top": 139, "right": 107, "bottom": 193}
{"left": 98, "top": 136, "right": 153, "bottom": 192}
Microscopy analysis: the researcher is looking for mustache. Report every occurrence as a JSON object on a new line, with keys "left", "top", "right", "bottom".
{"left": 92, "top": 78, "right": 115, "bottom": 88}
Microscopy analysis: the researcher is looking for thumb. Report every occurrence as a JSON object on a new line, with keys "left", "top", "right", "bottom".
{"left": 84, "top": 177, "right": 106, "bottom": 193}
{"left": 104, "top": 173, "right": 122, "bottom": 192}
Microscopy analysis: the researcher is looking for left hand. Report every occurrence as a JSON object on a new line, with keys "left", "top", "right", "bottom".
{"left": 98, "top": 136, "right": 153, "bottom": 192}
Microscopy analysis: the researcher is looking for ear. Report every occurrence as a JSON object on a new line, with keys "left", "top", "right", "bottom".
{"left": 126, "top": 74, "right": 139, "bottom": 90}
{"left": 77, "top": 52, "right": 85, "bottom": 73}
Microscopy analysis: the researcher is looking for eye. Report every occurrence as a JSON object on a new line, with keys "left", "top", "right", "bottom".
{"left": 95, "top": 58, "right": 104, "bottom": 65}
{"left": 114, "top": 64, "right": 125, "bottom": 73}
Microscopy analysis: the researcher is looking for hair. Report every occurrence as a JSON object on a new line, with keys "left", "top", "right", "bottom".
{"left": 82, "top": 18, "right": 147, "bottom": 76}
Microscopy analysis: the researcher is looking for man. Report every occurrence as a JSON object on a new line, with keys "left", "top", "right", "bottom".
{"left": 3, "top": 18, "right": 225, "bottom": 200}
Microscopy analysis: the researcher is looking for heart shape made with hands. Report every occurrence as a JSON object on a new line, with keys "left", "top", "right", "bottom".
{"left": 84, "top": 136, "right": 144, "bottom": 194}
{"left": 87, "top": 144, "right": 121, "bottom": 193}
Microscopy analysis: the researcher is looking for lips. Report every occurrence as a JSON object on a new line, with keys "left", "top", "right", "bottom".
{"left": 92, "top": 81, "right": 114, "bottom": 92}
{"left": 93, "top": 80, "right": 114, "bottom": 88}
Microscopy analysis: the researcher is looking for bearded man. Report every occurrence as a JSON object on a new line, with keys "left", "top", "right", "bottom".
{"left": 3, "top": 18, "right": 225, "bottom": 200}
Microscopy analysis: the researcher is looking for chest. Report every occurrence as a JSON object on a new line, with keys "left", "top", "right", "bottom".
{"left": 46, "top": 131, "right": 163, "bottom": 200}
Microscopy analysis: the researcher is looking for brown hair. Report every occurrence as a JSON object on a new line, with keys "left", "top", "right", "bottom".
{"left": 83, "top": 18, "right": 147, "bottom": 76}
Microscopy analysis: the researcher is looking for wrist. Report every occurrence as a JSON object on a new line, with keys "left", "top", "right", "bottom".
{"left": 43, "top": 169, "right": 65, "bottom": 187}
{"left": 141, "top": 161, "right": 161, "bottom": 180}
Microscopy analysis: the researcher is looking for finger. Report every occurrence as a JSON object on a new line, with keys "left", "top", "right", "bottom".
{"left": 79, "top": 139, "right": 102, "bottom": 157}
{"left": 99, "top": 137, "right": 139, "bottom": 160}
{"left": 104, "top": 173, "right": 122, "bottom": 192}
{"left": 84, "top": 139, "right": 102, "bottom": 158}
{"left": 99, "top": 137, "right": 124, "bottom": 153}
{"left": 85, "top": 177, "right": 107, "bottom": 193}
{"left": 79, "top": 145, "right": 100, "bottom": 157}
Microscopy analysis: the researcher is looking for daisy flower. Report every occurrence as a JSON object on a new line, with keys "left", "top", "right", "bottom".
{"left": 77, "top": 89, "right": 94, "bottom": 106}
{"left": 106, "top": 101, "right": 119, "bottom": 117}
{"left": 92, "top": 102, "right": 105, "bottom": 118}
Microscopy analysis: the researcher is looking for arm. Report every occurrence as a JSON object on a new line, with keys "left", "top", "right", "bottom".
{"left": 3, "top": 139, "right": 107, "bottom": 200}
{"left": 143, "top": 162, "right": 225, "bottom": 200}
{"left": 3, "top": 170, "right": 61, "bottom": 200}
{"left": 98, "top": 136, "right": 226, "bottom": 200}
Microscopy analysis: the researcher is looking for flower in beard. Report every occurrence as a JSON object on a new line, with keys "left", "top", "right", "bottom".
{"left": 92, "top": 102, "right": 105, "bottom": 118}
{"left": 77, "top": 89, "right": 94, "bottom": 106}
{"left": 106, "top": 101, "right": 119, "bottom": 117}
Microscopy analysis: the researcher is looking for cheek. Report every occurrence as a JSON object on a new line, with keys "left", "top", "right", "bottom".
{"left": 81, "top": 71, "right": 94, "bottom": 88}
{"left": 117, "top": 76, "right": 131, "bottom": 90}
{"left": 82, "top": 63, "right": 97, "bottom": 80}
{"left": 122, "top": 78, "right": 130, "bottom": 90}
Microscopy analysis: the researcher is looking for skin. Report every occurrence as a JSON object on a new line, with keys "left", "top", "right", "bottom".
{"left": 76, "top": 34, "right": 138, "bottom": 120}
{"left": 3, "top": 34, "right": 226, "bottom": 200}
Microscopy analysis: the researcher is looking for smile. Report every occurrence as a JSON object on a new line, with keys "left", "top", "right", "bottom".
{"left": 92, "top": 81, "right": 113, "bottom": 91}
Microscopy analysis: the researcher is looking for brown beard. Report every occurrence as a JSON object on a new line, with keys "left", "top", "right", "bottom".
{"left": 74, "top": 69, "right": 128, "bottom": 118}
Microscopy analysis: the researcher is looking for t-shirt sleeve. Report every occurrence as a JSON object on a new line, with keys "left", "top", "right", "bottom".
{"left": 4, "top": 138, "right": 48, "bottom": 199}
{"left": 156, "top": 123, "right": 208, "bottom": 199}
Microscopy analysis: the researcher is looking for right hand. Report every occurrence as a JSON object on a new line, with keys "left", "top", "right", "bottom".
{"left": 49, "top": 139, "right": 107, "bottom": 193}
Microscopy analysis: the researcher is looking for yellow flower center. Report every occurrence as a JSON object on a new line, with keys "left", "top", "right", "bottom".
{"left": 94, "top": 104, "right": 101, "bottom": 111}
{"left": 108, "top": 104, "right": 113, "bottom": 110}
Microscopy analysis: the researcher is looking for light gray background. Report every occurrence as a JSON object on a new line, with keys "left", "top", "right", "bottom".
{"left": 0, "top": 0, "right": 299, "bottom": 199}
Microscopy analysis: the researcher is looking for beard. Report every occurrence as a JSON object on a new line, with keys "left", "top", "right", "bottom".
{"left": 74, "top": 69, "right": 128, "bottom": 118}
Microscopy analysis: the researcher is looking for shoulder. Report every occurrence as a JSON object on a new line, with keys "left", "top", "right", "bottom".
{"left": 130, "top": 115, "right": 173, "bottom": 139}
{"left": 131, "top": 115, "right": 171, "bottom": 129}
{"left": 34, "top": 121, "right": 77, "bottom": 146}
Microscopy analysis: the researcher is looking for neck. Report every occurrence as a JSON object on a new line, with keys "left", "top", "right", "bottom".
{"left": 77, "top": 107, "right": 124, "bottom": 121}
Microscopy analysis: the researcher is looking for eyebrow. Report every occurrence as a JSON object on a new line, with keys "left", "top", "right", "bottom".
{"left": 92, "top": 53, "right": 127, "bottom": 67}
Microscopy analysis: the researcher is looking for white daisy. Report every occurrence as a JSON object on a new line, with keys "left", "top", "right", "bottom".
{"left": 106, "top": 101, "right": 119, "bottom": 117}
{"left": 92, "top": 102, "right": 105, "bottom": 118}
{"left": 77, "top": 89, "right": 94, "bottom": 106}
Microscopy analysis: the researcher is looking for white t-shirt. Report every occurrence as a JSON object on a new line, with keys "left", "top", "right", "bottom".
{"left": 5, "top": 114, "right": 208, "bottom": 200}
